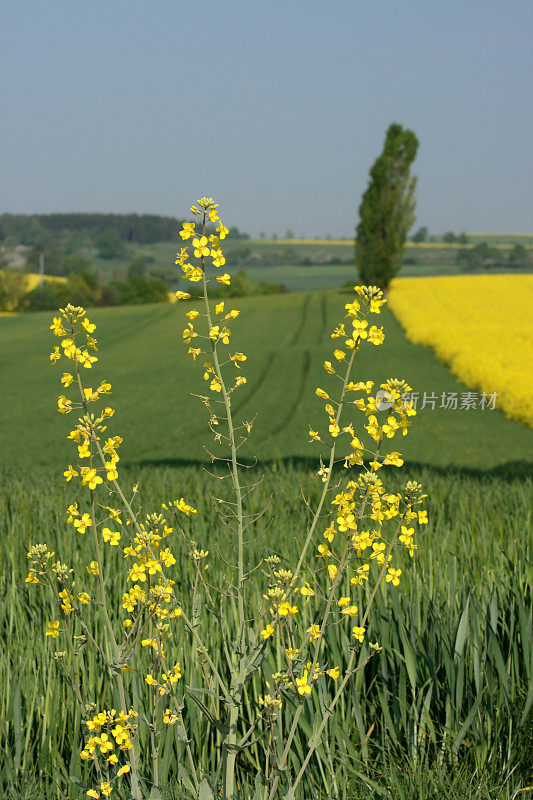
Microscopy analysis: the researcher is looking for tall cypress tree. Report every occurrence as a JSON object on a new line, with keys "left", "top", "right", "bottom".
{"left": 355, "top": 123, "right": 419, "bottom": 289}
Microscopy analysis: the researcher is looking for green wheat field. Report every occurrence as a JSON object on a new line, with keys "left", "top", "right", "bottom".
{"left": 1, "top": 290, "right": 532, "bottom": 798}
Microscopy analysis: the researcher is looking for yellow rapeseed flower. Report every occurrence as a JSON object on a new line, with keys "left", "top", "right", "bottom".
{"left": 307, "top": 624, "right": 321, "bottom": 641}
{"left": 386, "top": 567, "right": 402, "bottom": 586}
{"left": 277, "top": 601, "right": 298, "bottom": 617}
{"left": 63, "top": 465, "right": 78, "bottom": 482}
{"left": 102, "top": 528, "right": 121, "bottom": 546}
{"left": 57, "top": 395, "right": 72, "bottom": 414}
{"left": 261, "top": 624, "right": 275, "bottom": 639}
{"left": 352, "top": 626, "right": 366, "bottom": 642}
{"left": 193, "top": 236, "right": 210, "bottom": 258}
{"left": 81, "top": 468, "right": 103, "bottom": 491}
{"left": 179, "top": 222, "right": 195, "bottom": 240}
{"left": 326, "top": 667, "right": 340, "bottom": 680}
{"left": 45, "top": 621, "right": 60, "bottom": 638}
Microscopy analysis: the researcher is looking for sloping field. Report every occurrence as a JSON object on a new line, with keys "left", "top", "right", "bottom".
{"left": 1, "top": 289, "right": 532, "bottom": 473}
{"left": 389, "top": 274, "right": 533, "bottom": 428}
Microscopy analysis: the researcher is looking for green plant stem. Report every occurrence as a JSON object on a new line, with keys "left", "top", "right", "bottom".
{"left": 199, "top": 212, "right": 247, "bottom": 800}
{"left": 267, "top": 439, "right": 381, "bottom": 800}
{"left": 266, "top": 536, "right": 352, "bottom": 800}
{"left": 290, "top": 518, "right": 403, "bottom": 796}
{"left": 149, "top": 603, "right": 160, "bottom": 792}
{"left": 290, "top": 341, "right": 360, "bottom": 588}
{"left": 87, "top": 428, "right": 233, "bottom": 707}
{"left": 200, "top": 230, "right": 245, "bottom": 644}
{"left": 158, "top": 648, "right": 199, "bottom": 793}
{"left": 263, "top": 722, "right": 274, "bottom": 800}
{"left": 88, "top": 491, "right": 141, "bottom": 798}
{"left": 46, "top": 574, "right": 85, "bottom": 713}
{"left": 222, "top": 702, "right": 240, "bottom": 800}
{"left": 75, "top": 368, "right": 142, "bottom": 799}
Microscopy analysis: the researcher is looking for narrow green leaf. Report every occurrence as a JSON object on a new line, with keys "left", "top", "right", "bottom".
{"left": 178, "top": 763, "right": 195, "bottom": 794}
{"left": 454, "top": 596, "right": 470, "bottom": 658}
{"left": 452, "top": 692, "right": 484, "bottom": 754}
{"left": 13, "top": 681, "right": 21, "bottom": 774}
{"left": 198, "top": 778, "right": 214, "bottom": 800}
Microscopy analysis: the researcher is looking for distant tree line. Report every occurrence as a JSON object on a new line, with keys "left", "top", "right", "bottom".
{"left": 0, "top": 271, "right": 170, "bottom": 313}
{"left": 13, "top": 268, "right": 284, "bottom": 311}
{"left": 227, "top": 245, "right": 352, "bottom": 268}
{"left": 410, "top": 227, "right": 468, "bottom": 244}
{"left": 0, "top": 214, "right": 250, "bottom": 247}
{"left": 456, "top": 242, "right": 530, "bottom": 272}
{"left": 0, "top": 213, "right": 183, "bottom": 246}
{"left": 0, "top": 255, "right": 284, "bottom": 313}
{"left": 225, "top": 226, "right": 250, "bottom": 241}
{"left": 443, "top": 231, "right": 468, "bottom": 244}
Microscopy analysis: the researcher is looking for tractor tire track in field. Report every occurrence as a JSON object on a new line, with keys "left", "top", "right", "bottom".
{"left": 260, "top": 349, "right": 311, "bottom": 442}
{"left": 103, "top": 305, "right": 177, "bottom": 348}
{"left": 290, "top": 293, "right": 311, "bottom": 346}
{"left": 233, "top": 351, "right": 276, "bottom": 418}
{"left": 317, "top": 291, "right": 328, "bottom": 344}
{"left": 265, "top": 292, "right": 325, "bottom": 437}
{"left": 233, "top": 292, "right": 311, "bottom": 419}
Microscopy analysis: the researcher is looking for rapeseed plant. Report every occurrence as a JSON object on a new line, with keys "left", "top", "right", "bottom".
{"left": 26, "top": 197, "right": 427, "bottom": 800}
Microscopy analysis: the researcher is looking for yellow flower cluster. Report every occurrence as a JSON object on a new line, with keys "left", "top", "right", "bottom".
{"left": 311, "top": 287, "right": 416, "bottom": 470}
{"left": 317, "top": 473, "right": 426, "bottom": 595}
{"left": 388, "top": 274, "right": 533, "bottom": 428}
{"left": 81, "top": 708, "right": 135, "bottom": 797}
{"left": 49, "top": 305, "right": 121, "bottom": 495}
{"left": 256, "top": 285, "right": 427, "bottom": 705}
{"left": 49, "top": 308, "right": 98, "bottom": 367}
{"left": 40, "top": 302, "right": 195, "bottom": 751}
{"left": 295, "top": 662, "right": 324, "bottom": 696}
{"left": 121, "top": 511, "right": 189, "bottom": 634}
{"left": 48, "top": 306, "right": 193, "bottom": 643}
{"left": 26, "top": 545, "right": 89, "bottom": 639}
{"left": 145, "top": 662, "right": 182, "bottom": 696}
{"left": 258, "top": 693, "right": 283, "bottom": 717}
{"left": 176, "top": 198, "right": 228, "bottom": 282}
{"left": 175, "top": 198, "right": 249, "bottom": 402}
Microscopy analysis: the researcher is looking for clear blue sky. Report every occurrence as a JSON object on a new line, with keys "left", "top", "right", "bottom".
{"left": 1, "top": 0, "right": 532, "bottom": 237}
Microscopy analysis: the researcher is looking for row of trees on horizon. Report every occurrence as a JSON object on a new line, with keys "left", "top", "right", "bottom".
{"left": 2, "top": 123, "right": 531, "bottom": 291}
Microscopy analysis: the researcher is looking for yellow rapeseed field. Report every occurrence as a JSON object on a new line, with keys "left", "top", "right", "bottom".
{"left": 388, "top": 274, "right": 533, "bottom": 428}
{"left": 0, "top": 271, "right": 66, "bottom": 314}
{"left": 25, "top": 272, "right": 66, "bottom": 290}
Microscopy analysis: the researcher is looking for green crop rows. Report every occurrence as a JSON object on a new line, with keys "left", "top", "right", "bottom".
{"left": 0, "top": 291, "right": 531, "bottom": 798}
